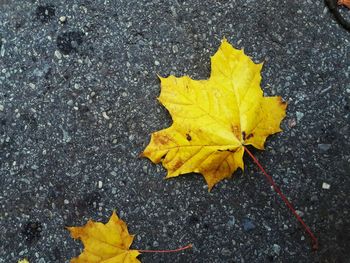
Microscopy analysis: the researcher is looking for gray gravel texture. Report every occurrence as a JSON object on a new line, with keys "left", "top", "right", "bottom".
{"left": 1, "top": 0, "right": 350, "bottom": 262}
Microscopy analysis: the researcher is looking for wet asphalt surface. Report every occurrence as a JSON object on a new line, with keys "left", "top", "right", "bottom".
{"left": 0, "top": 0, "right": 350, "bottom": 262}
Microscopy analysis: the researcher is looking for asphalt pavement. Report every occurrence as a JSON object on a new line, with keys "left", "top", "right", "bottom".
{"left": 0, "top": 0, "right": 349, "bottom": 262}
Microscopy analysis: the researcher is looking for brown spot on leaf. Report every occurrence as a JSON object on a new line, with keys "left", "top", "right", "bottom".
{"left": 231, "top": 125, "right": 241, "bottom": 139}
{"left": 242, "top": 131, "right": 246, "bottom": 140}
{"left": 242, "top": 132, "right": 254, "bottom": 141}
{"left": 153, "top": 133, "right": 170, "bottom": 145}
{"left": 186, "top": 133, "right": 192, "bottom": 141}
{"left": 278, "top": 97, "right": 287, "bottom": 107}
{"left": 172, "top": 160, "right": 184, "bottom": 170}
{"left": 246, "top": 133, "right": 254, "bottom": 140}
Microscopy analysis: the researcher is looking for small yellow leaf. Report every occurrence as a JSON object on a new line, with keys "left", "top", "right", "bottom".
{"left": 18, "top": 259, "right": 29, "bottom": 263}
{"left": 142, "top": 38, "right": 287, "bottom": 190}
{"left": 67, "top": 211, "right": 141, "bottom": 263}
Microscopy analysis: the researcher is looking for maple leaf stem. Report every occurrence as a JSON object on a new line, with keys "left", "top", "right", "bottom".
{"left": 138, "top": 243, "right": 193, "bottom": 253}
{"left": 243, "top": 146, "right": 319, "bottom": 250}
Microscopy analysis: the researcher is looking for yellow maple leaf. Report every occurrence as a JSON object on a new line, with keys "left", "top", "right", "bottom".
{"left": 18, "top": 259, "right": 29, "bottom": 263}
{"left": 67, "top": 211, "right": 140, "bottom": 263}
{"left": 142, "top": 38, "right": 287, "bottom": 190}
